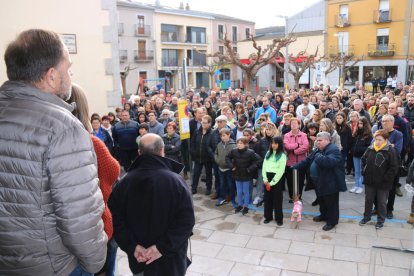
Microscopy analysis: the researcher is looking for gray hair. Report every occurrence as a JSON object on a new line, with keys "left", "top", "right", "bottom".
{"left": 382, "top": 114, "right": 395, "bottom": 122}
{"left": 316, "top": 131, "right": 331, "bottom": 142}
{"left": 139, "top": 134, "right": 164, "bottom": 156}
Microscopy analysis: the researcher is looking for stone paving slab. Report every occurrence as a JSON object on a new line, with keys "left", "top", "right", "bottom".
{"left": 228, "top": 263, "right": 281, "bottom": 276}
{"left": 307, "top": 257, "right": 358, "bottom": 276}
{"left": 260, "top": 251, "right": 309, "bottom": 272}
{"left": 246, "top": 236, "right": 291, "bottom": 254}
{"left": 207, "top": 231, "right": 250, "bottom": 247}
{"left": 288, "top": 241, "right": 334, "bottom": 259}
{"left": 216, "top": 245, "right": 264, "bottom": 265}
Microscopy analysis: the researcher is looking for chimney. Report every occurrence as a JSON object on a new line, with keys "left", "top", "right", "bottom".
{"left": 179, "top": 2, "right": 184, "bottom": 9}
{"left": 185, "top": 3, "right": 190, "bottom": 10}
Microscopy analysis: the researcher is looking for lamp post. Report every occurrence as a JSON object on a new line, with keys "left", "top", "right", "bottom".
{"left": 334, "top": 33, "right": 344, "bottom": 88}
{"left": 276, "top": 15, "right": 289, "bottom": 91}
{"left": 191, "top": 46, "right": 196, "bottom": 88}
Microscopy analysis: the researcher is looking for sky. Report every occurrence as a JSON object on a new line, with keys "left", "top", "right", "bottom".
{"left": 138, "top": 0, "right": 322, "bottom": 28}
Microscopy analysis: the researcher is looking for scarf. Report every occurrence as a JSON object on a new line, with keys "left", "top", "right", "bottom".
{"left": 373, "top": 142, "right": 387, "bottom": 152}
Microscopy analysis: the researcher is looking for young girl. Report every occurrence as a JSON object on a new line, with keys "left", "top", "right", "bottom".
{"left": 351, "top": 117, "right": 373, "bottom": 194}
{"left": 227, "top": 137, "right": 262, "bottom": 215}
{"left": 262, "top": 136, "right": 287, "bottom": 226}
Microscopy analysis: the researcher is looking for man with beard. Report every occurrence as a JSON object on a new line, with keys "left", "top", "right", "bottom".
{"left": 0, "top": 29, "right": 107, "bottom": 275}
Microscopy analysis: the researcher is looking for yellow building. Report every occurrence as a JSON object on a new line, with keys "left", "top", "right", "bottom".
{"left": 326, "top": 0, "right": 414, "bottom": 87}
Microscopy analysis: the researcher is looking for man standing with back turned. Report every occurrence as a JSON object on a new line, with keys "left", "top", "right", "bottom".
{"left": 109, "top": 133, "right": 195, "bottom": 276}
{"left": 0, "top": 29, "right": 107, "bottom": 275}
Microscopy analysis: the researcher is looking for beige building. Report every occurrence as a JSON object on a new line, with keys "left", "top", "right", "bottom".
{"left": 0, "top": 0, "right": 122, "bottom": 115}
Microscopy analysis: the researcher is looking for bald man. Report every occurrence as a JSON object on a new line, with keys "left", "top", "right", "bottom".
{"left": 109, "top": 134, "right": 195, "bottom": 276}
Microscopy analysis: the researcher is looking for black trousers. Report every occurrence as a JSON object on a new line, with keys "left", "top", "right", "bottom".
{"left": 374, "top": 174, "right": 398, "bottom": 212}
{"left": 264, "top": 177, "right": 283, "bottom": 223}
{"left": 192, "top": 161, "right": 213, "bottom": 192}
{"left": 364, "top": 186, "right": 389, "bottom": 223}
{"left": 117, "top": 148, "right": 138, "bottom": 171}
{"left": 285, "top": 166, "right": 305, "bottom": 199}
{"left": 319, "top": 192, "right": 339, "bottom": 226}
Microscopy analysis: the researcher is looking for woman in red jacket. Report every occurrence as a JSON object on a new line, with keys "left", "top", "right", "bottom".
{"left": 69, "top": 84, "right": 120, "bottom": 276}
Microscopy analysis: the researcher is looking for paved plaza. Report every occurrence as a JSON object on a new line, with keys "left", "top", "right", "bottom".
{"left": 115, "top": 176, "right": 414, "bottom": 276}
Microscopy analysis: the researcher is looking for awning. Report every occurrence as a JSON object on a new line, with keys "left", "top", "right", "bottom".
{"left": 240, "top": 56, "right": 310, "bottom": 64}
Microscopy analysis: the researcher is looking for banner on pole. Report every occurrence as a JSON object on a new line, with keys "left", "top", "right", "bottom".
{"left": 178, "top": 99, "right": 190, "bottom": 140}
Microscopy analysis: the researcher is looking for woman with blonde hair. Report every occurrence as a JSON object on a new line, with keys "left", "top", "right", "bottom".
{"left": 68, "top": 84, "right": 120, "bottom": 276}
{"left": 319, "top": 118, "right": 342, "bottom": 151}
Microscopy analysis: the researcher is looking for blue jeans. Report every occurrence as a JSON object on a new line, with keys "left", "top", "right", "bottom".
{"left": 236, "top": 180, "right": 251, "bottom": 207}
{"left": 353, "top": 157, "right": 364, "bottom": 188}
{"left": 69, "top": 264, "right": 93, "bottom": 276}
{"left": 106, "top": 238, "right": 118, "bottom": 276}
{"left": 218, "top": 169, "right": 232, "bottom": 200}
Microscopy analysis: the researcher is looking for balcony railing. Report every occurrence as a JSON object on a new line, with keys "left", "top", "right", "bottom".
{"left": 135, "top": 24, "right": 151, "bottom": 36}
{"left": 368, "top": 44, "right": 395, "bottom": 57}
{"left": 328, "top": 45, "right": 355, "bottom": 57}
{"left": 186, "top": 58, "right": 207, "bottom": 67}
{"left": 373, "top": 9, "right": 392, "bottom": 23}
{"left": 118, "top": 23, "right": 124, "bottom": 36}
{"left": 119, "top": 50, "right": 127, "bottom": 63}
{"left": 134, "top": 50, "right": 154, "bottom": 62}
{"left": 161, "top": 32, "right": 183, "bottom": 43}
{"left": 335, "top": 14, "right": 351, "bottom": 27}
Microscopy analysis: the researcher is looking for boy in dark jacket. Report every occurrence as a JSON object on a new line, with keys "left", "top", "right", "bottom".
{"left": 227, "top": 137, "right": 262, "bottom": 215}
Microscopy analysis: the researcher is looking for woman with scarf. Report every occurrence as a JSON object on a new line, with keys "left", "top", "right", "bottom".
{"left": 359, "top": 130, "right": 399, "bottom": 229}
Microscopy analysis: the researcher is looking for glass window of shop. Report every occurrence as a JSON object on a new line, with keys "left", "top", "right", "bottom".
{"left": 344, "top": 66, "right": 359, "bottom": 85}
{"left": 363, "top": 66, "right": 397, "bottom": 83}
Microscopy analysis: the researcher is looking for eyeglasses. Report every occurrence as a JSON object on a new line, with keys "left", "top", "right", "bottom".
{"left": 259, "top": 119, "right": 265, "bottom": 121}
{"left": 280, "top": 110, "right": 287, "bottom": 113}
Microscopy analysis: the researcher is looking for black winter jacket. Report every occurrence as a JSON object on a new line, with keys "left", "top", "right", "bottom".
{"left": 255, "top": 137, "right": 272, "bottom": 167}
{"left": 163, "top": 133, "right": 181, "bottom": 162}
{"left": 108, "top": 154, "right": 195, "bottom": 276}
{"left": 337, "top": 125, "right": 353, "bottom": 153}
{"left": 190, "top": 128, "right": 214, "bottom": 163}
{"left": 227, "top": 147, "right": 262, "bottom": 180}
{"left": 361, "top": 144, "right": 399, "bottom": 190}
{"left": 351, "top": 133, "right": 373, "bottom": 158}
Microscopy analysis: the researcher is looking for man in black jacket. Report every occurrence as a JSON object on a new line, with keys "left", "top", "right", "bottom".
{"left": 108, "top": 133, "right": 195, "bottom": 276}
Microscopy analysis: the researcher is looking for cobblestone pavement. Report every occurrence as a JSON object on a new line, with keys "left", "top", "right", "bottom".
{"left": 115, "top": 175, "right": 414, "bottom": 276}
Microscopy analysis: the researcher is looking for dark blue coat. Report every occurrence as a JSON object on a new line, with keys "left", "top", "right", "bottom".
{"left": 292, "top": 143, "right": 347, "bottom": 196}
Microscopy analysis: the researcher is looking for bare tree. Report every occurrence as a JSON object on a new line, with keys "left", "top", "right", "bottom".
{"left": 274, "top": 48, "right": 320, "bottom": 89}
{"left": 209, "top": 34, "right": 296, "bottom": 94}
{"left": 120, "top": 64, "right": 137, "bottom": 98}
{"left": 321, "top": 53, "right": 361, "bottom": 86}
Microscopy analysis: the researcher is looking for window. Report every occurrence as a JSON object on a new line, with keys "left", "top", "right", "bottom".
{"left": 186, "top": 50, "right": 206, "bottom": 66}
{"left": 161, "top": 24, "right": 179, "bottom": 42}
{"left": 137, "top": 15, "right": 144, "bottom": 28}
{"left": 232, "top": 26, "right": 238, "bottom": 42}
{"left": 339, "top": 4, "right": 348, "bottom": 19}
{"left": 220, "top": 69, "right": 231, "bottom": 81}
{"left": 186, "top": 27, "right": 206, "bottom": 44}
{"left": 379, "top": 0, "right": 390, "bottom": 21}
{"left": 218, "top": 46, "right": 224, "bottom": 54}
{"left": 218, "top": 25, "right": 224, "bottom": 40}
{"left": 162, "top": 49, "right": 178, "bottom": 66}
{"left": 245, "top": 28, "right": 250, "bottom": 39}
{"left": 377, "top": 28, "right": 389, "bottom": 50}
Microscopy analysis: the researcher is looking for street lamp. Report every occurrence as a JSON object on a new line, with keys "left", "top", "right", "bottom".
{"left": 275, "top": 15, "right": 289, "bottom": 91}
{"left": 334, "top": 33, "right": 344, "bottom": 88}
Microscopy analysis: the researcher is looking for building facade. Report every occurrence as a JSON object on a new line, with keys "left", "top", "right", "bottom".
{"left": 326, "top": 0, "right": 414, "bottom": 89}
{"left": 0, "top": 0, "right": 122, "bottom": 115}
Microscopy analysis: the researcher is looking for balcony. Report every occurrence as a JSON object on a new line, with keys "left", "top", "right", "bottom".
{"left": 119, "top": 50, "right": 127, "bottom": 63}
{"left": 118, "top": 23, "right": 124, "bottom": 36}
{"left": 135, "top": 24, "right": 151, "bottom": 36}
{"left": 368, "top": 44, "right": 395, "bottom": 57}
{"left": 374, "top": 9, "right": 392, "bottom": 23}
{"left": 161, "top": 33, "right": 208, "bottom": 45}
{"left": 162, "top": 58, "right": 178, "bottom": 67}
{"left": 335, "top": 14, "right": 351, "bottom": 27}
{"left": 134, "top": 50, "right": 154, "bottom": 62}
{"left": 328, "top": 45, "right": 355, "bottom": 58}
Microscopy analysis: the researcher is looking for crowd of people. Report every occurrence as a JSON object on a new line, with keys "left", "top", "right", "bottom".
{"left": 88, "top": 77, "right": 414, "bottom": 232}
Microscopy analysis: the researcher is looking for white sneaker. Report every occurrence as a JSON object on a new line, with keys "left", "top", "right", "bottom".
{"left": 349, "top": 187, "right": 357, "bottom": 193}
{"left": 355, "top": 187, "right": 364, "bottom": 194}
{"left": 253, "top": 196, "right": 260, "bottom": 205}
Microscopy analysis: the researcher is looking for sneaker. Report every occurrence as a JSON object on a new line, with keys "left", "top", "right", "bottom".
{"left": 242, "top": 207, "right": 249, "bottom": 215}
{"left": 192, "top": 189, "right": 197, "bottom": 195}
{"left": 253, "top": 196, "right": 260, "bottom": 205}
{"left": 355, "top": 187, "right": 364, "bottom": 194}
{"left": 395, "top": 186, "right": 403, "bottom": 197}
{"left": 215, "top": 199, "right": 226, "bottom": 206}
{"left": 235, "top": 206, "right": 243, "bottom": 213}
{"left": 322, "top": 224, "right": 336, "bottom": 231}
{"left": 359, "top": 218, "right": 371, "bottom": 226}
{"left": 349, "top": 187, "right": 357, "bottom": 193}
{"left": 256, "top": 199, "right": 264, "bottom": 207}
{"left": 276, "top": 221, "right": 283, "bottom": 226}
{"left": 263, "top": 219, "right": 271, "bottom": 224}
{"left": 386, "top": 211, "right": 393, "bottom": 219}
{"left": 311, "top": 198, "right": 319, "bottom": 206}
{"left": 375, "top": 222, "right": 384, "bottom": 229}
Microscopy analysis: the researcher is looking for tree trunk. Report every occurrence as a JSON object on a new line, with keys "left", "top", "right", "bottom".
{"left": 121, "top": 75, "right": 127, "bottom": 99}
{"left": 294, "top": 75, "right": 300, "bottom": 89}
{"left": 209, "top": 72, "right": 215, "bottom": 89}
{"left": 244, "top": 73, "right": 254, "bottom": 95}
